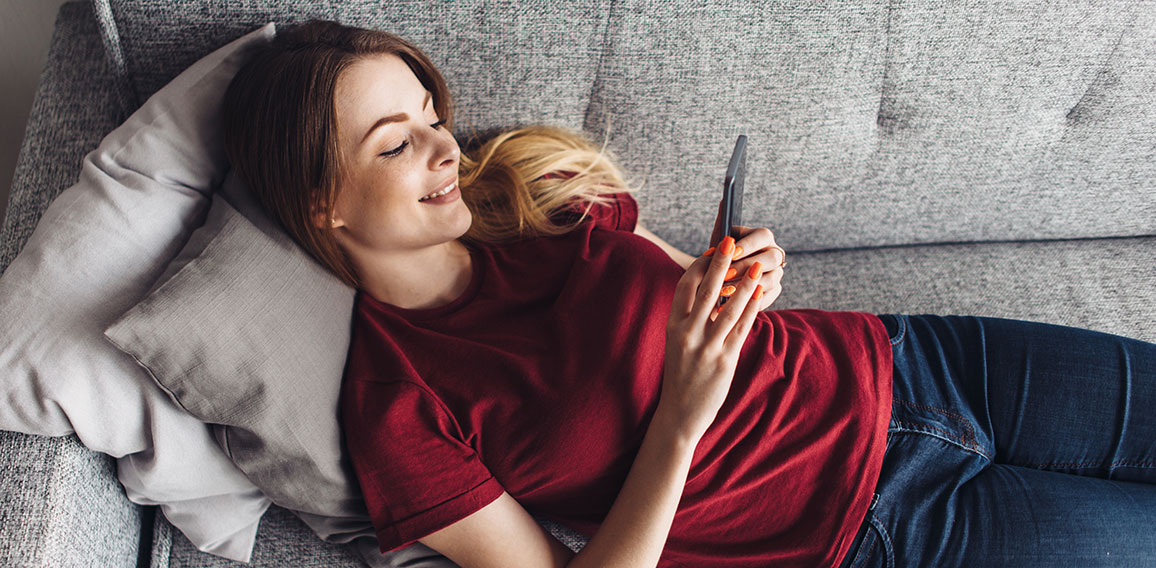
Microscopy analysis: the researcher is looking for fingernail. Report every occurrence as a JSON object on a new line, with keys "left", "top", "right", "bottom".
{"left": 720, "top": 285, "right": 736, "bottom": 297}
{"left": 720, "top": 236, "right": 735, "bottom": 256}
{"left": 732, "top": 246, "right": 744, "bottom": 260}
{"left": 725, "top": 267, "right": 738, "bottom": 280}
{"left": 755, "top": 285, "right": 765, "bottom": 300}
{"left": 713, "top": 305, "right": 723, "bottom": 316}
{"left": 747, "top": 261, "right": 762, "bottom": 280}
{"left": 702, "top": 247, "right": 716, "bottom": 257}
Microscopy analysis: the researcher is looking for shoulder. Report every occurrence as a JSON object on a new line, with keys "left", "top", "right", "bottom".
{"left": 552, "top": 191, "right": 639, "bottom": 233}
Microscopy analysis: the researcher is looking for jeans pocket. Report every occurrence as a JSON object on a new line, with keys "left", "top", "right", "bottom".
{"left": 847, "top": 513, "right": 894, "bottom": 568}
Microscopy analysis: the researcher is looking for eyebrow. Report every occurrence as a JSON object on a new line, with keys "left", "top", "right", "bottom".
{"left": 360, "top": 91, "right": 433, "bottom": 146}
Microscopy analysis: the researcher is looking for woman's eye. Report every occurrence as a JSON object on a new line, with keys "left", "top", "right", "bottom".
{"left": 377, "top": 121, "right": 444, "bottom": 158}
{"left": 380, "top": 141, "right": 408, "bottom": 158}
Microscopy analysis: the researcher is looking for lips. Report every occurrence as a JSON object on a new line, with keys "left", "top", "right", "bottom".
{"left": 419, "top": 180, "right": 458, "bottom": 202}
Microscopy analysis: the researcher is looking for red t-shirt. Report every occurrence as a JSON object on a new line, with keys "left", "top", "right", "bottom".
{"left": 341, "top": 194, "right": 893, "bottom": 567}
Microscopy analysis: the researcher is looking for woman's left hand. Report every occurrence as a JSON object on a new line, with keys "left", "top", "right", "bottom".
{"left": 705, "top": 225, "right": 786, "bottom": 311}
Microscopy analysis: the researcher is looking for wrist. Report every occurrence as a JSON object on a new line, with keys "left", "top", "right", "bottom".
{"left": 649, "top": 403, "right": 708, "bottom": 453}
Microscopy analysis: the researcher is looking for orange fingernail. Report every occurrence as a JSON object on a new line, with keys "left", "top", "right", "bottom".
{"left": 725, "top": 267, "right": 738, "bottom": 280}
{"left": 720, "top": 285, "right": 736, "bottom": 297}
{"left": 755, "top": 284, "right": 765, "bottom": 300}
{"left": 732, "top": 246, "right": 744, "bottom": 260}
{"left": 747, "top": 261, "right": 763, "bottom": 280}
{"left": 720, "top": 236, "right": 735, "bottom": 256}
{"left": 702, "top": 247, "right": 716, "bottom": 257}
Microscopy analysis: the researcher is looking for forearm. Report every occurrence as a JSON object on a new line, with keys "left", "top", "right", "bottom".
{"left": 635, "top": 224, "right": 696, "bottom": 269}
{"left": 567, "top": 406, "right": 697, "bottom": 568}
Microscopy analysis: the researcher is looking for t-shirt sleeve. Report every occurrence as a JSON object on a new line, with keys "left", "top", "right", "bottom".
{"left": 587, "top": 192, "right": 639, "bottom": 232}
{"left": 342, "top": 379, "right": 505, "bottom": 553}
{"left": 538, "top": 171, "right": 639, "bottom": 232}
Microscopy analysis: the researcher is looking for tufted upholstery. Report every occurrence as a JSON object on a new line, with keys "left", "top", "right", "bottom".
{"left": 2, "top": 1, "right": 1155, "bottom": 566}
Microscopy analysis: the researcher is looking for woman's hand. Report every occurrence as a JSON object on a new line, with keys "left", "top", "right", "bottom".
{"left": 719, "top": 225, "right": 785, "bottom": 311}
{"left": 658, "top": 236, "right": 765, "bottom": 443}
{"left": 707, "top": 203, "right": 786, "bottom": 311}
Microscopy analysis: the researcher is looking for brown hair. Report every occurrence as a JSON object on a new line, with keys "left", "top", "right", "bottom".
{"left": 223, "top": 21, "right": 633, "bottom": 288}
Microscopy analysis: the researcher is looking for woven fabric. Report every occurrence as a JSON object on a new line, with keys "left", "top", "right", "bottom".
{"left": 165, "top": 506, "right": 378, "bottom": 568}
{"left": 0, "top": 431, "right": 141, "bottom": 568}
{"left": 0, "top": 5, "right": 142, "bottom": 564}
{"left": 0, "top": 1, "right": 121, "bottom": 272}
{"left": 94, "top": 0, "right": 611, "bottom": 137}
{"left": 5, "top": 1, "right": 1154, "bottom": 567}
{"left": 95, "top": 0, "right": 1156, "bottom": 255}
{"left": 591, "top": 0, "right": 1156, "bottom": 253}
{"left": 773, "top": 236, "right": 1156, "bottom": 344}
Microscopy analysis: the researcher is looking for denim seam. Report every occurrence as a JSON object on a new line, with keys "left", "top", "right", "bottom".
{"left": 888, "top": 424, "right": 993, "bottom": 460}
{"left": 892, "top": 399, "right": 980, "bottom": 448}
{"left": 888, "top": 315, "right": 906, "bottom": 346}
{"left": 867, "top": 513, "right": 895, "bottom": 568}
{"left": 1023, "top": 458, "right": 1156, "bottom": 470}
{"left": 849, "top": 525, "right": 876, "bottom": 567}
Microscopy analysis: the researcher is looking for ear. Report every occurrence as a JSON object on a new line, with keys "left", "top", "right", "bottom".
{"left": 310, "top": 201, "right": 345, "bottom": 230}
{"left": 307, "top": 193, "right": 342, "bottom": 229}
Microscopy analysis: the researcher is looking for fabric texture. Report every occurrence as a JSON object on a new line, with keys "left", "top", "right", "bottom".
{"left": 0, "top": 430, "right": 141, "bottom": 567}
{"left": 94, "top": 0, "right": 611, "bottom": 138}
{"left": 770, "top": 236, "right": 1156, "bottom": 345}
{"left": 846, "top": 315, "right": 1156, "bottom": 566}
{"left": 107, "top": 172, "right": 603, "bottom": 568}
{"left": 342, "top": 203, "right": 893, "bottom": 566}
{"left": 588, "top": 0, "right": 1156, "bottom": 254}
{"left": 1, "top": 5, "right": 148, "bottom": 565}
{"left": 0, "top": 21, "right": 276, "bottom": 562}
{"left": 6, "top": 1, "right": 1155, "bottom": 566}
{"left": 105, "top": 177, "right": 362, "bottom": 538}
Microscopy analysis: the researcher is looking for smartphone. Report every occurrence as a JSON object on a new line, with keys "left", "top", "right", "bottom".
{"left": 718, "top": 135, "right": 747, "bottom": 308}
{"left": 721, "top": 135, "right": 747, "bottom": 243}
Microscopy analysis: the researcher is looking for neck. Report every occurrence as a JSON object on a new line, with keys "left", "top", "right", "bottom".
{"left": 352, "top": 240, "right": 473, "bottom": 310}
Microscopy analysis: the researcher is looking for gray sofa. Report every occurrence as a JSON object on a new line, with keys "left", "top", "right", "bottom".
{"left": 2, "top": 1, "right": 1154, "bottom": 566}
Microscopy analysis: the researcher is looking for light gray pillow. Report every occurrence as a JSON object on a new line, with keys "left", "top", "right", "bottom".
{"left": 0, "top": 23, "right": 277, "bottom": 561}
{"left": 106, "top": 172, "right": 454, "bottom": 568}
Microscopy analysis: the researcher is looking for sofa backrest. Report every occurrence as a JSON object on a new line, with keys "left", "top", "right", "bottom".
{"left": 94, "top": 0, "right": 1156, "bottom": 253}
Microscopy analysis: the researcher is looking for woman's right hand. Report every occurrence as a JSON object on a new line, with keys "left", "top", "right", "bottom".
{"left": 657, "top": 235, "right": 765, "bottom": 443}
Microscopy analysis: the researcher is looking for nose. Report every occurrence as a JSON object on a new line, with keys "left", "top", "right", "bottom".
{"left": 429, "top": 128, "right": 460, "bottom": 171}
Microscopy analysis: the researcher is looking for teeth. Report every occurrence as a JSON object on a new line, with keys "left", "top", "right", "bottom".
{"left": 419, "top": 183, "right": 456, "bottom": 202}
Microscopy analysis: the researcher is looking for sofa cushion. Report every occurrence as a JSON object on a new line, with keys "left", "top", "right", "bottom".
{"left": 588, "top": 0, "right": 1156, "bottom": 253}
{"left": 93, "top": 0, "right": 609, "bottom": 135}
{"left": 773, "top": 236, "right": 1156, "bottom": 345}
{"left": 0, "top": 22, "right": 276, "bottom": 562}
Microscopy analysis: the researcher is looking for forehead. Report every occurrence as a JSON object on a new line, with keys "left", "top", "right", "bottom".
{"left": 334, "top": 54, "right": 428, "bottom": 129}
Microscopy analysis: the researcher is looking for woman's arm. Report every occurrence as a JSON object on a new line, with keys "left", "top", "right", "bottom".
{"left": 420, "top": 238, "right": 765, "bottom": 568}
{"left": 420, "top": 410, "right": 701, "bottom": 568}
{"left": 635, "top": 223, "right": 696, "bottom": 269}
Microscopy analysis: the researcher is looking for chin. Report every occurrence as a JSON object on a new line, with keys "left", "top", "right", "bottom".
{"left": 451, "top": 206, "right": 474, "bottom": 239}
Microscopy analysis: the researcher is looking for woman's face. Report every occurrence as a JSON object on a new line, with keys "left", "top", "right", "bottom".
{"left": 329, "top": 54, "right": 469, "bottom": 256}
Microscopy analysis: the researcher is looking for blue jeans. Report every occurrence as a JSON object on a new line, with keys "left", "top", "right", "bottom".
{"left": 842, "top": 315, "right": 1156, "bottom": 568}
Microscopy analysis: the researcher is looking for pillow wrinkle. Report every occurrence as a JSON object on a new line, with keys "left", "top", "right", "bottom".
{"left": 0, "top": 23, "right": 277, "bottom": 563}
{"left": 106, "top": 181, "right": 374, "bottom": 547}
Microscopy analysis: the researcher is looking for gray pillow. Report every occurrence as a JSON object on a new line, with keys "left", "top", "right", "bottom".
{"left": 106, "top": 172, "right": 455, "bottom": 568}
{"left": 0, "top": 23, "right": 277, "bottom": 561}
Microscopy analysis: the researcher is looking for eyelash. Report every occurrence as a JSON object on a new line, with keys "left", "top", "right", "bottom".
{"left": 379, "top": 120, "right": 447, "bottom": 158}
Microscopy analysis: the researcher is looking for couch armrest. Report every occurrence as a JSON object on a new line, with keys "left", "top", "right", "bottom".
{"left": 1, "top": 1, "right": 122, "bottom": 273}
{"left": 0, "top": 431, "right": 142, "bottom": 567}
{"left": 0, "top": 2, "right": 144, "bottom": 566}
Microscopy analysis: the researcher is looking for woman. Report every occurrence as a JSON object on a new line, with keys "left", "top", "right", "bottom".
{"left": 222, "top": 20, "right": 1156, "bottom": 568}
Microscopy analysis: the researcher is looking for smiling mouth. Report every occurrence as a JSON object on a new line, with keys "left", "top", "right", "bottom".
{"left": 419, "top": 182, "right": 458, "bottom": 202}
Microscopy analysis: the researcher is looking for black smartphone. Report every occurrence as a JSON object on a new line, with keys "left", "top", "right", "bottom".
{"left": 721, "top": 135, "right": 747, "bottom": 243}
{"left": 717, "top": 135, "right": 747, "bottom": 308}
